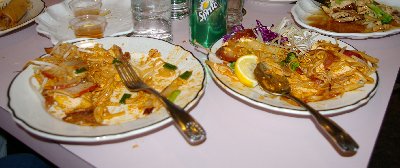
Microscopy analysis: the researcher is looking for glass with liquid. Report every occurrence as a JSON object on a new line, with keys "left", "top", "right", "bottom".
{"left": 69, "top": 15, "right": 107, "bottom": 38}
{"left": 69, "top": 0, "right": 102, "bottom": 16}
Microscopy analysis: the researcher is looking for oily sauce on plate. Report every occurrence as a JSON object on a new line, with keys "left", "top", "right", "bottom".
{"left": 307, "top": 10, "right": 400, "bottom": 33}
{"left": 307, "top": 11, "right": 366, "bottom": 33}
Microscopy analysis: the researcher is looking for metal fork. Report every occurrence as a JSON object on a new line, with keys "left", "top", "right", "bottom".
{"left": 114, "top": 53, "right": 206, "bottom": 145}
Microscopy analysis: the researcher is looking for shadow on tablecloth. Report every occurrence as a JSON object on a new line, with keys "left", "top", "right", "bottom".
{"left": 368, "top": 68, "right": 400, "bottom": 168}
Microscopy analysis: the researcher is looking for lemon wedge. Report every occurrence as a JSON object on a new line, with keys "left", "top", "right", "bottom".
{"left": 234, "top": 55, "right": 258, "bottom": 87}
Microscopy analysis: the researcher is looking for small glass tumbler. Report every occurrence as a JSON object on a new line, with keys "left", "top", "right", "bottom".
{"left": 227, "top": 0, "right": 244, "bottom": 31}
{"left": 171, "top": 0, "right": 189, "bottom": 20}
{"left": 69, "top": 15, "right": 107, "bottom": 38}
{"left": 131, "top": 0, "right": 172, "bottom": 41}
{"left": 69, "top": 0, "right": 102, "bottom": 17}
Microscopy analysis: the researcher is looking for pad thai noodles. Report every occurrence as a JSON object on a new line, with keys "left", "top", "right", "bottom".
{"left": 27, "top": 43, "right": 193, "bottom": 126}
{"left": 207, "top": 19, "right": 379, "bottom": 103}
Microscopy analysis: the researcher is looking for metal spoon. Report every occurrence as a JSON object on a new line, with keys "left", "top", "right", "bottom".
{"left": 254, "top": 62, "right": 358, "bottom": 155}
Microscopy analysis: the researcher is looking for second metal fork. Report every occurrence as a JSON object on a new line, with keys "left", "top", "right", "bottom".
{"left": 114, "top": 53, "right": 206, "bottom": 145}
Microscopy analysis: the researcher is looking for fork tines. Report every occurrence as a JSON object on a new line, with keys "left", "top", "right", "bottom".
{"left": 113, "top": 47, "right": 142, "bottom": 87}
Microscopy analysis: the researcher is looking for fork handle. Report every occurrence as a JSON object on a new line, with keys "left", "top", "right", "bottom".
{"left": 147, "top": 88, "right": 207, "bottom": 145}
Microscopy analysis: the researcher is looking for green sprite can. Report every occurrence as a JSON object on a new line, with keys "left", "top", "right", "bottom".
{"left": 189, "top": 0, "right": 227, "bottom": 48}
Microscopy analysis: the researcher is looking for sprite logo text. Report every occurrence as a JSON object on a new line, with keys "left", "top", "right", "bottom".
{"left": 198, "top": 0, "right": 219, "bottom": 22}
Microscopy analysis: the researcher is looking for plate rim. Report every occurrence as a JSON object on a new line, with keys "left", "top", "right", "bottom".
{"left": 0, "top": 0, "right": 46, "bottom": 36}
{"left": 8, "top": 36, "right": 207, "bottom": 142}
{"left": 206, "top": 35, "right": 379, "bottom": 116}
{"left": 291, "top": 0, "right": 400, "bottom": 39}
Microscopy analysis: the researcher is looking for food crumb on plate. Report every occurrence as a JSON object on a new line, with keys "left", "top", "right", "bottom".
{"left": 132, "top": 144, "right": 139, "bottom": 149}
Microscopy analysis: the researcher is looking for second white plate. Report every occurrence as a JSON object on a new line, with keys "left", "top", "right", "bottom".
{"left": 207, "top": 34, "right": 379, "bottom": 116}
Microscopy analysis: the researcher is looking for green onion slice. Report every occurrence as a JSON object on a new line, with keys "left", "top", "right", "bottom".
{"left": 163, "top": 62, "right": 178, "bottom": 70}
{"left": 75, "top": 67, "right": 87, "bottom": 74}
{"left": 119, "top": 93, "right": 132, "bottom": 104}
{"left": 167, "top": 90, "right": 181, "bottom": 102}
{"left": 112, "top": 58, "right": 122, "bottom": 64}
{"left": 179, "top": 71, "right": 192, "bottom": 80}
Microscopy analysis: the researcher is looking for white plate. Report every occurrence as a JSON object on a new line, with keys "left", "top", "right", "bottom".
{"left": 9, "top": 37, "right": 206, "bottom": 142}
{"left": 291, "top": 0, "right": 400, "bottom": 39}
{"left": 35, "top": 0, "right": 133, "bottom": 44}
{"left": 0, "top": 0, "right": 45, "bottom": 36}
{"left": 207, "top": 34, "right": 379, "bottom": 116}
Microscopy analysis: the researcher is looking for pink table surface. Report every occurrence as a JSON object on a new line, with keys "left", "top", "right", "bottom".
{"left": 1, "top": 0, "right": 400, "bottom": 167}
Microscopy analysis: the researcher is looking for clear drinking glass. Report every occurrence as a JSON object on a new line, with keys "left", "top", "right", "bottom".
{"left": 227, "top": 0, "right": 244, "bottom": 30}
{"left": 131, "top": 0, "right": 172, "bottom": 41}
{"left": 171, "top": 0, "right": 189, "bottom": 20}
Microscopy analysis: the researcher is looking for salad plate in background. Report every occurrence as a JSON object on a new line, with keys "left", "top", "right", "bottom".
{"left": 291, "top": 0, "right": 400, "bottom": 39}
{"left": 35, "top": 0, "right": 133, "bottom": 44}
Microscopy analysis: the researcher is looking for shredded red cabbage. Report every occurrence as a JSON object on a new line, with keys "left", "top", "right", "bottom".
{"left": 254, "top": 20, "right": 288, "bottom": 43}
{"left": 223, "top": 25, "right": 245, "bottom": 42}
{"left": 223, "top": 20, "right": 288, "bottom": 44}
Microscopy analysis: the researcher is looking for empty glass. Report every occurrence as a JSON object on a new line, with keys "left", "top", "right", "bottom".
{"left": 131, "top": 0, "right": 172, "bottom": 41}
{"left": 227, "top": 0, "right": 244, "bottom": 30}
{"left": 171, "top": 0, "right": 189, "bottom": 20}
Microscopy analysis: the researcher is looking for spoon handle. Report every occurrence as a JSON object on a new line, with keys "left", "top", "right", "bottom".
{"left": 285, "top": 94, "right": 359, "bottom": 155}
